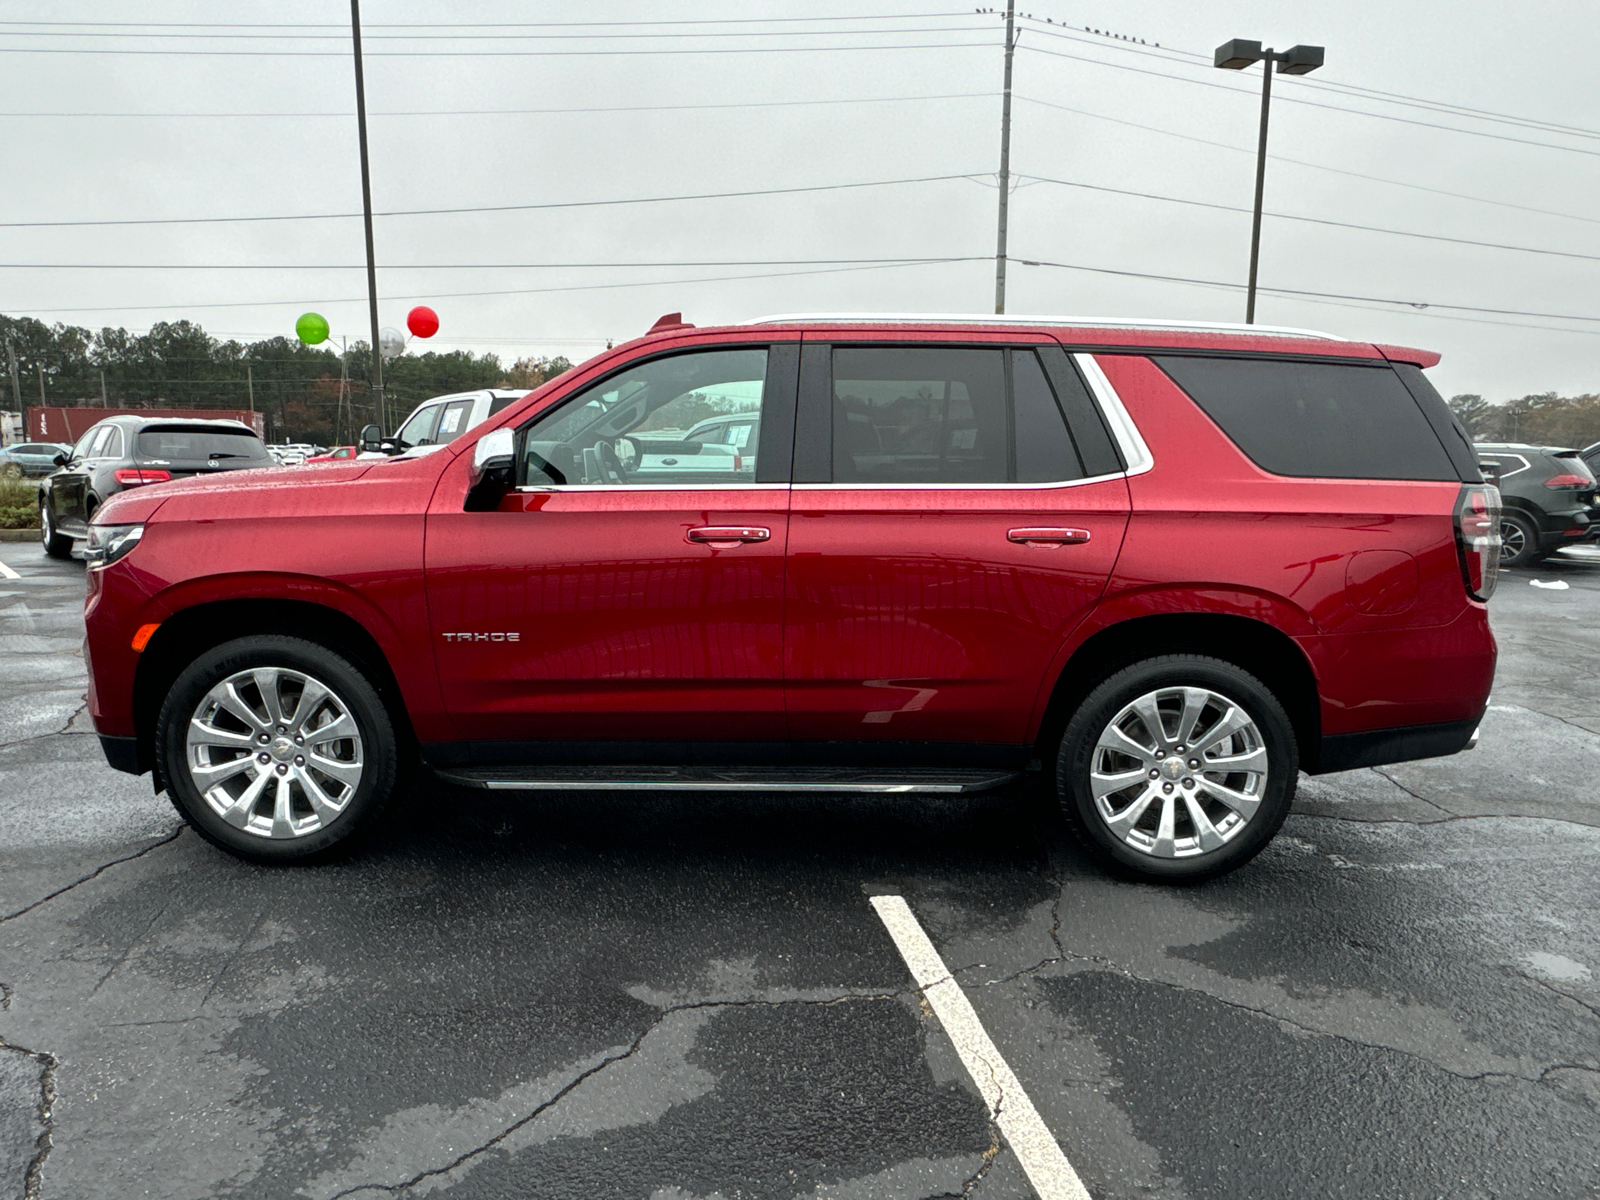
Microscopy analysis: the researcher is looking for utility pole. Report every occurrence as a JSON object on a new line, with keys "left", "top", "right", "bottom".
{"left": 247, "top": 363, "right": 255, "bottom": 414}
{"left": 993, "top": 0, "right": 1016, "bottom": 314}
{"left": 4, "top": 337, "right": 20, "bottom": 414}
{"left": 350, "top": 0, "right": 385, "bottom": 433}
{"left": 37, "top": 363, "right": 45, "bottom": 406}
{"left": 1214, "top": 40, "right": 1324, "bottom": 323}
{"left": 100, "top": 368, "right": 108, "bottom": 407}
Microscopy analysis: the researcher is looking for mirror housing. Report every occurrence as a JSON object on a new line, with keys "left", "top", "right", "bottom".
{"left": 359, "top": 423, "right": 385, "bottom": 452}
{"left": 52, "top": 452, "right": 69, "bottom": 467}
{"left": 465, "top": 427, "right": 516, "bottom": 512}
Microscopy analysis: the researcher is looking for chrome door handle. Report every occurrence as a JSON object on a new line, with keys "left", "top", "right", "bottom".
{"left": 687, "top": 525, "right": 771, "bottom": 545}
{"left": 1008, "top": 527, "right": 1091, "bottom": 545}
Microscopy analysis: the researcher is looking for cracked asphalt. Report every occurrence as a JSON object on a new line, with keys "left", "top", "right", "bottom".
{"left": 1, "top": 544, "right": 1598, "bottom": 1199}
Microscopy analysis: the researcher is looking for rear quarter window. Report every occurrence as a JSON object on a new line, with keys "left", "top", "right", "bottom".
{"left": 1153, "top": 356, "right": 1457, "bottom": 481}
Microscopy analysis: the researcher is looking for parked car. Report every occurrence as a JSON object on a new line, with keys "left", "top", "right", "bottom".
{"left": 363, "top": 389, "right": 531, "bottom": 457}
{"left": 39, "top": 415, "right": 270, "bottom": 558}
{"left": 0, "top": 441, "right": 72, "bottom": 477}
{"left": 307, "top": 446, "right": 359, "bottom": 463}
{"left": 1473, "top": 442, "right": 1597, "bottom": 566}
{"left": 82, "top": 314, "right": 1498, "bottom": 882}
{"left": 1581, "top": 440, "right": 1600, "bottom": 479}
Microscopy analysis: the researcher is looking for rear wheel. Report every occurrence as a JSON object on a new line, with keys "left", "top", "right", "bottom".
{"left": 1057, "top": 655, "right": 1297, "bottom": 883}
{"left": 156, "top": 635, "right": 399, "bottom": 862}
{"left": 40, "top": 501, "right": 72, "bottom": 559}
{"left": 1498, "top": 512, "right": 1542, "bottom": 568}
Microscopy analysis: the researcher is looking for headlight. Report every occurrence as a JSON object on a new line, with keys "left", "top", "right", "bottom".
{"left": 85, "top": 523, "right": 144, "bottom": 568}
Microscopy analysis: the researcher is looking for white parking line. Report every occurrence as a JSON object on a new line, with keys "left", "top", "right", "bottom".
{"left": 870, "top": 894, "right": 1092, "bottom": 1200}
{"left": 0, "top": 559, "right": 19, "bottom": 581}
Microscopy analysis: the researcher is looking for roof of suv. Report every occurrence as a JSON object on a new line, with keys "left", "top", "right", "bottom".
{"left": 628, "top": 313, "right": 1440, "bottom": 368}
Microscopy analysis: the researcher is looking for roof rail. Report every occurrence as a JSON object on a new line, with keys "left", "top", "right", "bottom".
{"left": 737, "top": 313, "right": 1340, "bottom": 340}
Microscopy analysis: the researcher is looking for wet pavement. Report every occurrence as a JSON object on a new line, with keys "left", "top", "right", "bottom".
{"left": 1, "top": 544, "right": 1596, "bottom": 1199}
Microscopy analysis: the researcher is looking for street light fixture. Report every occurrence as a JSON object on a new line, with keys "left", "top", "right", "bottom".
{"left": 1214, "top": 38, "right": 1325, "bottom": 323}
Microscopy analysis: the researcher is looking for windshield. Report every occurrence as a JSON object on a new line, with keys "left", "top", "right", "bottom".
{"left": 136, "top": 428, "right": 270, "bottom": 462}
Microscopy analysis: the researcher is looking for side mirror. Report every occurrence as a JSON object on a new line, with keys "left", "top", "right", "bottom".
{"left": 53, "top": 452, "right": 69, "bottom": 467}
{"left": 359, "top": 424, "right": 383, "bottom": 452}
{"left": 465, "top": 427, "right": 516, "bottom": 512}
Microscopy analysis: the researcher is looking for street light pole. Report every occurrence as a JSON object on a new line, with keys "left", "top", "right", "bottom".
{"left": 1214, "top": 39, "right": 1324, "bottom": 323}
{"left": 350, "top": 0, "right": 385, "bottom": 432}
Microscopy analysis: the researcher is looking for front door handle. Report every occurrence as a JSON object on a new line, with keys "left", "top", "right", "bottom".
{"left": 687, "top": 525, "right": 771, "bottom": 545}
{"left": 1008, "top": 527, "right": 1091, "bottom": 545}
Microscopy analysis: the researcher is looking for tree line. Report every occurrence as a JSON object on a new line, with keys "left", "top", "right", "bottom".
{"left": 1448, "top": 392, "right": 1600, "bottom": 449}
{"left": 0, "top": 313, "right": 573, "bottom": 445}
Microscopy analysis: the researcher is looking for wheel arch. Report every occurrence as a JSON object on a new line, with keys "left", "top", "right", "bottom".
{"left": 1033, "top": 611, "right": 1322, "bottom": 772}
{"left": 133, "top": 598, "right": 416, "bottom": 787}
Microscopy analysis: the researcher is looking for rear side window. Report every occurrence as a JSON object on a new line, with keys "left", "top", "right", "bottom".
{"left": 829, "top": 347, "right": 1085, "bottom": 485}
{"left": 136, "top": 427, "right": 269, "bottom": 462}
{"left": 1154, "top": 356, "right": 1456, "bottom": 481}
{"left": 435, "top": 399, "right": 474, "bottom": 440}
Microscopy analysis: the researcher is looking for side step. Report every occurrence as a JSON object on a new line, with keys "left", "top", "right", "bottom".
{"left": 434, "top": 765, "right": 1022, "bottom": 795}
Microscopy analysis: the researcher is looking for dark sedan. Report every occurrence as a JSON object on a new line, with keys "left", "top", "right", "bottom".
{"left": 39, "top": 415, "right": 271, "bottom": 558}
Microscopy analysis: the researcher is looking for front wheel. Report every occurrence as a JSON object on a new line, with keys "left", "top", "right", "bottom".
{"left": 40, "top": 501, "right": 72, "bottom": 559}
{"left": 1057, "top": 655, "right": 1298, "bottom": 883}
{"left": 156, "top": 635, "right": 399, "bottom": 862}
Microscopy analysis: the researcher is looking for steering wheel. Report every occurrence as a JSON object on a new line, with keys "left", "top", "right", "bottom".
{"left": 596, "top": 438, "right": 625, "bottom": 484}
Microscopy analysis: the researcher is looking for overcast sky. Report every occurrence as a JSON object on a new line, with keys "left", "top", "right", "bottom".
{"left": 5, "top": 0, "right": 1598, "bottom": 402}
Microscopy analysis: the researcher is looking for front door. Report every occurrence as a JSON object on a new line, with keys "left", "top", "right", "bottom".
{"left": 784, "top": 339, "right": 1131, "bottom": 751}
{"left": 49, "top": 423, "right": 109, "bottom": 535}
{"left": 425, "top": 340, "right": 798, "bottom": 750}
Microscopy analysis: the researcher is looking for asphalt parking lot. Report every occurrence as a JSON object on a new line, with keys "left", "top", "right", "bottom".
{"left": 1, "top": 544, "right": 1597, "bottom": 1200}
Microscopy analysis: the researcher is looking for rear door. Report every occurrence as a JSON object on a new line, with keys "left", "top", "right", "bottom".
{"left": 783, "top": 337, "right": 1130, "bottom": 750}
{"left": 425, "top": 339, "right": 799, "bottom": 747}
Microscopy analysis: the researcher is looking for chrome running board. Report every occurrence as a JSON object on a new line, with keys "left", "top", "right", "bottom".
{"left": 434, "top": 765, "right": 1022, "bottom": 795}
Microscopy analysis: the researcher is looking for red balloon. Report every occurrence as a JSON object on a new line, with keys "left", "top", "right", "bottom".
{"left": 406, "top": 305, "right": 440, "bottom": 338}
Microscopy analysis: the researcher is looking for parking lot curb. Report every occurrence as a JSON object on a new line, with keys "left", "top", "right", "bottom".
{"left": 0, "top": 529, "right": 40, "bottom": 541}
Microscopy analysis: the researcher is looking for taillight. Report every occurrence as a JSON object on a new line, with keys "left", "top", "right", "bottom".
{"left": 1543, "top": 473, "right": 1591, "bottom": 489}
{"left": 1455, "top": 484, "right": 1501, "bottom": 601}
{"left": 114, "top": 468, "right": 171, "bottom": 486}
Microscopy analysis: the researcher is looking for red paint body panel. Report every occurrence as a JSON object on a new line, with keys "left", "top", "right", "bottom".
{"left": 424, "top": 452, "right": 790, "bottom": 742}
{"left": 81, "top": 317, "right": 1496, "bottom": 776}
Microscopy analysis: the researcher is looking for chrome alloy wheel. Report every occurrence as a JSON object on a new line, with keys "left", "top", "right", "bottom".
{"left": 1498, "top": 517, "right": 1526, "bottom": 564}
{"left": 1088, "top": 686, "right": 1269, "bottom": 859}
{"left": 185, "top": 667, "right": 364, "bottom": 839}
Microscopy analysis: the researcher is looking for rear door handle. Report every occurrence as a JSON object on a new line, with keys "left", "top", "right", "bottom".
{"left": 687, "top": 525, "right": 771, "bottom": 545}
{"left": 1008, "top": 527, "right": 1091, "bottom": 545}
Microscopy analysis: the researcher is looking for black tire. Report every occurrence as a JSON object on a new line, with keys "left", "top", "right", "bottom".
{"left": 156, "top": 635, "right": 399, "bottom": 863}
{"left": 1056, "top": 654, "right": 1298, "bottom": 884}
{"left": 1498, "top": 511, "right": 1542, "bottom": 568}
{"left": 40, "top": 501, "right": 72, "bottom": 559}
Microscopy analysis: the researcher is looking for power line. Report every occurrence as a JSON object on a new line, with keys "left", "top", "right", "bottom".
{"left": 0, "top": 12, "right": 976, "bottom": 30}
{"left": 1018, "top": 173, "right": 1600, "bottom": 266}
{"left": 1018, "top": 41, "right": 1600, "bottom": 160}
{"left": 0, "top": 24, "right": 991, "bottom": 43}
{"left": 0, "top": 257, "right": 984, "bottom": 271}
{"left": 1016, "top": 17, "right": 1600, "bottom": 143}
{"left": 1015, "top": 94, "right": 1600, "bottom": 228}
{"left": 0, "top": 172, "right": 989, "bottom": 229}
{"left": 0, "top": 90, "right": 996, "bottom": 119}
{"left": 0, "top": 38, "right": 999, "bottom": 58}
{"left": 1014, "top": 257, "right": 1600, "bottom": 328}
{"left": 12, "top": 257, "right": 987, "bottom": 316}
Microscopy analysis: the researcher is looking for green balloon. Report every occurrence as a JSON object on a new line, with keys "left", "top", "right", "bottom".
{"left": 296, "top": 312, "right": 329, "bottom": 345}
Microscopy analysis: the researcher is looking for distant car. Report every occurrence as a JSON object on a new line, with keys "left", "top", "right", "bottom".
{"left": 364, "top": 389, "right": 531, "bottom": 457}
{"left": 306, "top": 446, "right": 359, "bottom": 463}
{"left": 0, "top": 442, "right": 72, "bottom": 476}
{"left": 38, "top": 415, "right": 270, "bottom": 559}
{"left": 1581, "top": 440, "right": 1600, "bottom": 479}
{"left": 1475, "top": 442, "right": 1598, "bottom": 566}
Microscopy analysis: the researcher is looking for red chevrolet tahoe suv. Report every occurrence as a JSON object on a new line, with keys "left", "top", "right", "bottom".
{"left": 81, "top": 315, "right": 1500, "bottom": 881}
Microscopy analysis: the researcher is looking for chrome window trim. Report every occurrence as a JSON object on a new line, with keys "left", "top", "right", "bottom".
{"left": 739, "top": 312, "right": 1339, "bottom": 341}
{"left": 790, "top": 472, "right": 1125, "bottom": 492}
{"left": 515, "top": 483, "right": 788, "bottom": 493}
{"left": 1073, "top": 352, "right": 1153, "bottom": 478}
{"left": 1477, "top": 452, "right": 1530, "bottom": 479}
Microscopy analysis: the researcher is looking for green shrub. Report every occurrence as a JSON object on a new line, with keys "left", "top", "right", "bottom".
{"left": 0, "top": 465, "right": 39, "bottom": 528}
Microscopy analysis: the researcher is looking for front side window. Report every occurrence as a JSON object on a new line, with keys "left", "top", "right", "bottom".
{"left": 395, "top": 404, "right": 442, "bottom": 451}
{"left": 519, "top": 348, "right": 768, "bottom": 487}
{"left": 829, "top": 347, "right": 1084, "bottom": 485}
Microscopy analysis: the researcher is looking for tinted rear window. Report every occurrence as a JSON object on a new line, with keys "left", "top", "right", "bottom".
{"left": 1153, "top": 357, "right": 1456, "bottom": 481}
{"left": 137, "top": 428, "right": 269, "bottom": 462}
